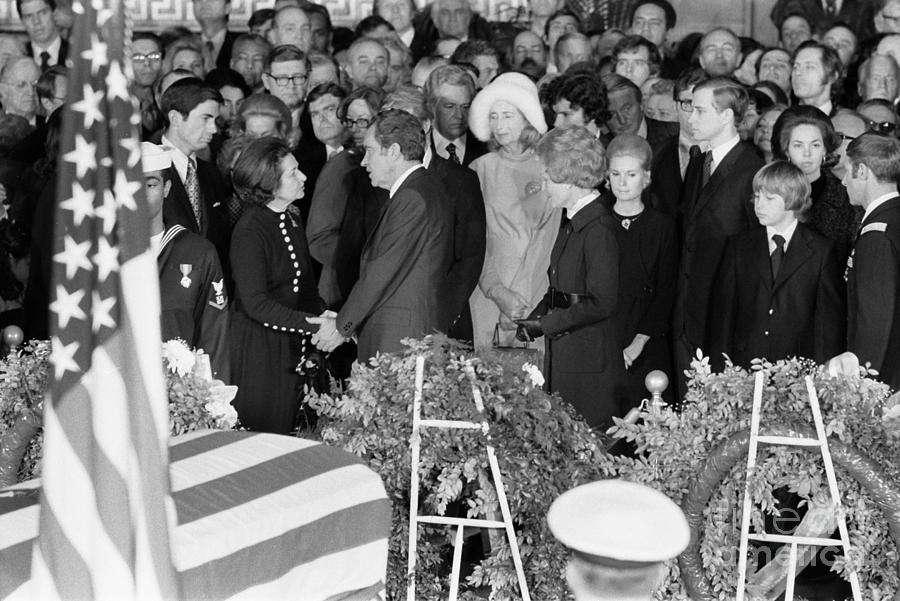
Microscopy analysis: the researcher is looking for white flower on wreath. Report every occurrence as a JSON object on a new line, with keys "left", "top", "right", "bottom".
{"left": 162, "top": 339, "right": 196, "bottom": 377}
{"left": 522, "top": 362, "right": 545, "bottom": 388}
{"left": 205, "top": 379, "right": 239, "bottom": 429}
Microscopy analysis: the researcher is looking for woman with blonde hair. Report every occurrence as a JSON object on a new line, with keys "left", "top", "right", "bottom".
{"left": 515, "top": 126, "right": 626, "bottom": 428}
{"left": 467, "top": 72, "right": 558, "bottom": 349}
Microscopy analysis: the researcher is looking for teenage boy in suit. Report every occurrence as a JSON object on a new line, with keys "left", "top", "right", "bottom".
{"left": 708, "top": 160, "right": 845, "bottom": 370}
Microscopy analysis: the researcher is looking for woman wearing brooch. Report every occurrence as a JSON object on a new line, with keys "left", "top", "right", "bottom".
{"left": 467, "top": 72, "right": 560, "bottom": 350}
{"left": 603, "top": 134, "right": 678, "bottom": 406}
{"left": 229, "top": 137, "right": 326, "bottom": 434}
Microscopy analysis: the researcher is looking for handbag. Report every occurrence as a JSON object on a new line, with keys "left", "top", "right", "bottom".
{"left": 491, "top": 322, "right": 539, "bottom": 358}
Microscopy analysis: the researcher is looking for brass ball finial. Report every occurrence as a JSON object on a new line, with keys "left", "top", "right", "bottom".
{"left": 645, "top": 370, "right": 669, "bottom": 395}
{"left": 3, "top": 325, "right": 24, "bottom": 349}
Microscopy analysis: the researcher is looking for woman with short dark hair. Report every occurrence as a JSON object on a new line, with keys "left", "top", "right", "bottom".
{"left": 774, "top": 105, "right": 862, "bottom": 261}
{"left": 229, "top": 137, "right": 325, "bottom": 434}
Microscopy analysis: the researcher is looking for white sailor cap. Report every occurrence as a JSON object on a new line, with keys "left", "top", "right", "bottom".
{"left": 547, "top": 479, "right": 690, "bottom": 568}
{"left": 141, "top": 142, "right": 172, "bottom": 174}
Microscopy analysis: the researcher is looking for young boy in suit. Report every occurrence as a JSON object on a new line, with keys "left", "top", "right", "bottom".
{"left": 708, "top": 160, "right": 845, "bottom": 369}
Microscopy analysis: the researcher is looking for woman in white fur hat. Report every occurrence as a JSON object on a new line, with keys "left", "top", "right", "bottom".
{"left": 467, "top": 72, "right": 561, "bottom": 350}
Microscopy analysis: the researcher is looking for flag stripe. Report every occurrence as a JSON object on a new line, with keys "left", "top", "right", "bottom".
{"left": 32, "top": 506, "right": 93, "bottom": 599}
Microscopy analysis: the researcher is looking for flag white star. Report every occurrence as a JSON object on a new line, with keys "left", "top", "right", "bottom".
{"left": 96, "top": 190, "right": 117, "bottom": 235}
{"left": 54, "top": 235, "right": 93, "bottom": 280}
{"left": 50, "top": 285, "right": 86, "bottom": 328}
{"left": 106, "top": 60, "right": 130, "bottom": 102}
{"left": 51, "top": 337, "right": 81, "bottom": 380}
{"left": 63, "top": 135, "right": 97, "bottom": 179}
{"left": 80, "top": 33, "right": 108, "bottom": 76}
{"left": 91, "top": 291, "right": 116, "bottom": 333}
{"left": 59, "top": 182, "right": 95, "bottom": 226}
{"left": 93, "top": 237, "right": 119, "bottom": 282}
{"left": 71, "top": 83, "right": 104, "bottom": 128}
{"left": 120, "top": 136, "right": 141, "bottom": 168}
{"left": 72, "top": 0, "right": 83, "bottom": 14}
{"left": 91, "top": 0, "right": 112, "bottom": 25}
{"left": 114, "top": 169, "right": 141, "bottom": 211}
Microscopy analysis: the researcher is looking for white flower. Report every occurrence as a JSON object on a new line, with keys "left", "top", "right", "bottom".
{"left": 522, "top": 362, "right": 545, "bottom": 387}
{"left": 162, "top": 339, "right": 195, "bottom": 377}
{"left": 205, "top": 379, "right": 239, "bottom": 429}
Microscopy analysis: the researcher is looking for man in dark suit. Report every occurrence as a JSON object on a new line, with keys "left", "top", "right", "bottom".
{"left": 543, "top": 69, "right": 609, "bottom": 140}
{"left": 310, "top": 110, "right": 453, "bottom": 360}
{"left": 424, "top": 65, "right": 487, "bottom": 166}
{"left": 708, "top": 161, "right": 845, "bottom": 370}
{"left": 650, "top": 68, "right": 707, "bottom": 219}
{"left": 193, "top": 0, "right": 241, "bottom": 71}
{"left": 841, "top": 132, "right": 900, "bottom": 390}
{"left": 409, "top": 0, "right": 494, "bottom": 62}
{"left": 159, "top": 80, "right": 231, "bottom": 275}
{"left": 602, "top": 73, "right": 679, "bottom": 147}
{"left": 17, "top": 0, "right": 67, "bottom": 71}
{"left": 674, "top": 77, "right": 763, "bottom": 396}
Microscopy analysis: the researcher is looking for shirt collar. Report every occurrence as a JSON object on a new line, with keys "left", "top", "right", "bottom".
{"left": 567, "top": 191, "right": 599, "bottom": 220}
{"left": 423, "top": 144, "right": 433, "bottom": 168}
{"left": 766, "top": 218, "right": 799, "bottom": 250}
{"left": 637, "top": 118, "right": 648, "bottom": 139}
{"left": 432, "top": 129, "right": 466, "bottom": 159}
{"left": 202, "top": 28, "right": 227, "bottom": 50}
{"left": 32, "top": 35, "right": 61, "bottom": 61}
{"left": 389, "top": 164, "right": 424, "bottom": 198}
{"left": 161, "top": 134, "right": 193, "bottom": 182}
{"left": 863, "top": 191, "right": 899, "bottom": 222}
{"left": 710, "top": 134, "right": 741, "bottom": 170}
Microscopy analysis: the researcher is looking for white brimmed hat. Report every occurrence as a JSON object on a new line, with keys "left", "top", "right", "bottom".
{"left": 468, "top": 72, "right": 548, "bottom": 143}
{"left": 547, "top": 479, "right": 690, "bottom": 567}
{"left": 141, "top": 142, "right": 172, "bottom": 173}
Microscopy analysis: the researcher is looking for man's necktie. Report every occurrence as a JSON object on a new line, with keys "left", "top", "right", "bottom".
{"left": 446, "top": 142, "right": 461, "bottom": 165}
{"left": 701, "top": 151, "right": 713, "bottom": 187}
{"left": 825, "top": 0, "right": 837, "bottom": 16}
{"left": 771, "top": 234, "right": 786, "bottom": 280}
{"left": 39, "top": 51, "right": 50, "bottom": 71}
{"left": 186, "top": 157, "right": 202, "bottom": 228}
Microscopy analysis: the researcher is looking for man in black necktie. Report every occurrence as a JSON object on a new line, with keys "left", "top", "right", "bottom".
{"left": 424, "top": 64, "right": 487, "bottom": 166}
{"left": 17, "top": 0, "right": 67, "bottom": 72}
{"left": 193, "top": 0, "right": 241, "bottom": 72}
{"left": 674, "top": 77, "right": 763, "bottom": 398}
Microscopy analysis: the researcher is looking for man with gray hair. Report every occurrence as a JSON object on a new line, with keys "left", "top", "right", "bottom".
{"left": 341, "top": 37, "right": 389, "bottom": 91}
{"left": 424, "top": 64, "right": 488, "bottom": 165}
{"left": 410, "top": 0, "right": 493, "bottom": 61}
{"left": 555, "top": 32, "right": 592, "bottom": 73}
{"left": 858, "top": 53, "right": 900, "bottom": 103}
{"left": 0, "top": 57, "right": 40, "bottom": 125}
{"left": 268, "top": 4, "right": 311, "bottom": 52}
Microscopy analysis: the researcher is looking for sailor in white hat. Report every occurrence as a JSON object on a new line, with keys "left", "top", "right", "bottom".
{"left": 142, "top": 141, "right": 230, "bottom": 381}
{"left": 546, "top": 479, "right": 690, "bottom": 600}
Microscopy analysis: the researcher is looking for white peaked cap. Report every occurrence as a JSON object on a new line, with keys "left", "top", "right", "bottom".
{"left": 141, "top": 142, "right": 172, "bottom": 173}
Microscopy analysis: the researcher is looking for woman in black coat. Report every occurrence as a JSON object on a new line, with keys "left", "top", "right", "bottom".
{"left": 515, "top": 126, "right": 627, "bottom": 429}
{"left": 229, "top": 138, "right": 325, "bottom": 434}
{"left": 603, "top": 134, "right": 678, "bottom": 406}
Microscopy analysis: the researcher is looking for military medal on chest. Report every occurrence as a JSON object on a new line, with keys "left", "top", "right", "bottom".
{"left": 180, "top": 263, "right": 193, "bottom": 288}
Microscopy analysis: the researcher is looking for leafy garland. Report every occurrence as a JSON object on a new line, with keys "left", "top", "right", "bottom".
{"left": 604, "top": 354, "right": 900, "bottom": 600}
{"left": 306, "top": 335, "right": 610, "bottom": 601}
{"left": 0, "top": 339, "right": 238, "bottom": 486}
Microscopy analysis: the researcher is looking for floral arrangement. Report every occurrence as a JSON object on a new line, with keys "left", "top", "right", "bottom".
{"left": 603, "top": 353, "right": 900, "bottom": 600}
{"left": 0, "top": 338, "right": 238, "bottom": 485}
{"left": 305, "top": 335, "right": 609, "bottom": 601}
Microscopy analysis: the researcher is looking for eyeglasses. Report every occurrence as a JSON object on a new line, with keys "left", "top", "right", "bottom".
{"left": 265, "top": 73, "right": 308, "bottom": 87}
{"left": 343, "top": 116, "right": 372, "bottom": 129}
{"left": 677, "top": 99, "right": 692, "bottom": 111}
{"left": 132, "top": 52, "right": 162, "bottom": 64}
{"left": 865, "top": 119, "right": 897, "bottom": 134}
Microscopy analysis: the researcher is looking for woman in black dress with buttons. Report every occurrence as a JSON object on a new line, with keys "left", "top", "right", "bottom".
{"left": 604, "top": 135, "right": 678, "bottom": 406}
{"left": 229, "top": 137, "right": 325, "bottom": 434}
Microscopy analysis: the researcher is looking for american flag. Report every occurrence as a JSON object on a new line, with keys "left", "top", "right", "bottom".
{"left": 30, "top": 0, "right": 181, "bottom": 598}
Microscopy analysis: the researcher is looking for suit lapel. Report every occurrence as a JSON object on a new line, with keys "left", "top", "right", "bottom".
{"left": 773, "top": 226, "right": 814, "bottom": 291}
{"left": 691, "top": 143, "right": 744, "bottom": 219}
{"left": 165, "top": 165, "right": 199, "bottom": 234}
{"left": 751, "top": 229, "right": 772, "bottom": 292}
{"left": 363, "top": 167, "right": 425, "bottom": 252}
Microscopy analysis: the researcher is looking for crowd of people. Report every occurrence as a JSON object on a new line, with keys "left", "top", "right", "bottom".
{"left": 1, "top": 0, "right": 900, "bottom": 434}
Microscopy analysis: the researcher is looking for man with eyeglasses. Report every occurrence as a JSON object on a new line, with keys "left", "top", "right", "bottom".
{"left": 792, "top": 40, "right": 842, "bottom": 116}
{"left": 16, "top": 0, "right": 66, "bottom": 72}
{"left": 831, "top": 109, "right": 867, "bottom": 179}
{"left": 650, "top": 68, "right": 707, "bottom": 218}
{"left": 857, "top": 98, "right": 899, "bottom": 136}
{"left": 698, "top": 27, "right": 742, "bottom": 78}
{"left": 132, "top": 32, "right": 164, "bottom": 137}
{"left": 0, "top": 57, "right": 40, "bottom": 126}
{"left": 262, "top": 45, "right": 309, "bottom": 142}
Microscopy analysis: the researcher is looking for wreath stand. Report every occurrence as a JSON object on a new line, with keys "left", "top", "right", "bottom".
{"left": 735, "top": 371, "right": 863, "bottom": 601}
{"left": 405, "top": 356, "right": 531, "bottom": 601}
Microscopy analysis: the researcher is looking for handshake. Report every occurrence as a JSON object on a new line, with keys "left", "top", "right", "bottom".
{"left": 306, "top": 310, "right": 349, "bottom": 352}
